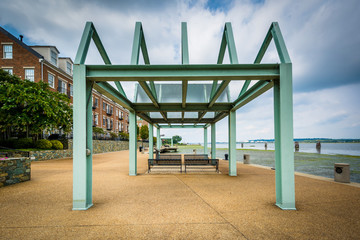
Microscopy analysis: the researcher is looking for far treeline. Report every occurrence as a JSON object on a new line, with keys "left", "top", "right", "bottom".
{"left": 250, "top": 138, "right": 360, "bottom": 143}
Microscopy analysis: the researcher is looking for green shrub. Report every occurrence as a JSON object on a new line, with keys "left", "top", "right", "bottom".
{"left": 110, "top": 132, "right": 118, "bottom": 140}
{"left": 14, "top": 138, "right": 33, "bottom": 149}
{"left": 119, "top": 132, "right": 129, "bottom": 140}
{"left": 50, "top": 140, "right": 63, "bottom": 150}
{"left": 35, "top": 139, "right": 52, "bottom": 149}
{"left": 0, "top": 139, "right": 16, "bottom": 148}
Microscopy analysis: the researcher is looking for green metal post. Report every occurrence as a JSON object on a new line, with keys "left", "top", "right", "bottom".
{"left": 211, "top": 123, "right": 216, "bottom": 159}
{"left": 149, "top": 123, "right": 154, "bottom": 159}
{"left": 129, "top": 111, "right": 137, "bottom": 176}
{"left": 73, "top": 64, "right": 93, "bottom": 210}
{"left": 273, "top": 63, "right": 296, "bottom": 210}
{"left": 157, "top": 127, "right": 161, "bottom": 149}
{"left": 204, "top": 128, "right": 208, "bottom": 154}
{"left": 228, "top": 110, "right": 237, "bottom": 176}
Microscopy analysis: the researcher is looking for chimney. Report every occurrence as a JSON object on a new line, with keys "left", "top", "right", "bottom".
{"left": 19, "top": 35, "right": 23, "bottom": 42}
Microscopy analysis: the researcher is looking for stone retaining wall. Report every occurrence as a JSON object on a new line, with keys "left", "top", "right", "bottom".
{"left": 0, "top": 158, "right": 31, "bottom": 188}
{"left": 30, "top": 140, "right": 149, "bottom": 161}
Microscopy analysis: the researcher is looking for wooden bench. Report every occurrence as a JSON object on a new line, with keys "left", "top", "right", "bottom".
{"left": 148, "top": 154, "right": 182, "bottom": 173}
{"left": 184, "top": 154, "right": 219, "bottom": 173}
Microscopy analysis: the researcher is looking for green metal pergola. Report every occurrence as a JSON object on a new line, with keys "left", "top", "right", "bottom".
{"left": 72, "top": 21, "right": 295, "bottom": 211}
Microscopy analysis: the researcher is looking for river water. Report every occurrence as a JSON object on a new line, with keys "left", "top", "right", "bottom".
{"left": 203, "top": 142, "right": 360, "bottom": 156}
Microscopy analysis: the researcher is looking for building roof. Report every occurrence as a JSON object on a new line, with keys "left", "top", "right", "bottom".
{"left": 0, "top": 26, "right": 44, "bottom": 59}
{"left": 59, "top": 57, "right": 74, "bottom": 64}
{"left": 30, "top": 45, "right": 60, "bottom": 54}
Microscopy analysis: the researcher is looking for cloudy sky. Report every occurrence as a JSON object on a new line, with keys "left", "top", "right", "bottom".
{"left": 1, "top": 0, "right": 359, "bottom": 143}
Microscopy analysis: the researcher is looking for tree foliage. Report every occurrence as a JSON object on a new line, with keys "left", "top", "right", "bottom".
{"left": 172, "top": 135, "right": 182, "bottom": 144}
{"left": 0, "top": 70, "right": 72, "bottom": 138}
{"left": 140, "top": 125, "right": 149, "bottom": 140}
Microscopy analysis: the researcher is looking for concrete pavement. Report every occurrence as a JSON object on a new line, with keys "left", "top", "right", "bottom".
{"left": 0, "top": 150, "right": 359, "bottom": 239}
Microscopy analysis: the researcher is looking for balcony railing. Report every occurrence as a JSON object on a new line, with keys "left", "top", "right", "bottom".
{"left": 119, "top": 116, "right": 123, "bottom": 120}
{"left": 92, "top": 104, "right": 97, "bottom": 109}
{"left": 106, "top": 111, "right": 113, "bottom": 116}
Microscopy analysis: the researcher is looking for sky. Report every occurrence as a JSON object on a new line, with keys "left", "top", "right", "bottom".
{"left": 0, "top": 0, "right": 359, "bottom": 143}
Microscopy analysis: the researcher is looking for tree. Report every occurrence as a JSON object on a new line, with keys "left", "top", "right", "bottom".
{"left": 0, "top": 70, "right": 72, "bottom": 139}
{"left": 93, "top": 127, "right": 105, "bottom": 140}
{"left": 172, "top": 135, "right": 182, "bottom": 144}
{"left": 140, "top": 125, "right": 149, "bottom": 141}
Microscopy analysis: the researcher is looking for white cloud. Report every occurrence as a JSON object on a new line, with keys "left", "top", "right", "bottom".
{"left": 1, "top": 0, "right": 359, "bottom": 142}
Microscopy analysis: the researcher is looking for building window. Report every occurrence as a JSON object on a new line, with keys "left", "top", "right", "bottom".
{"left": 48, "top": 73, "right": 55, "bottom": 88}
{"left": 24, "top": 68, "right": 35, "bottom": 82}
{"left": 103, "top": 102, "right": 106, "bottom": 110}
{"left": 66, "top": 62, "right": 72, "bottom": 74}
{"left": 69, "top": 84, "right": 73, "bottom": 96}
{"left": 103, "top": 116, "right": 106, "bottom": 127}
{"left": 58, "top": 79, "right": 67, "bottom": 94}
{"left": 3, "top": 68, "right": 13, "bottom": 75}
{"left": 3, "top": 45, "right": 13, "bottom": 59}
{"left": 94, "top": 98, "right": 98, "bottom": 107}
{"left": 94, "top": 114, "right": 98, "bottom": 126}
{"left": 51, "top": 50, "right": 57, "bottom": 65}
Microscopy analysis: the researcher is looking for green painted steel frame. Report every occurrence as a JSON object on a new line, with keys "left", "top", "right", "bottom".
{"left": 73, "top": 21, "right": 295, "bottom": 211}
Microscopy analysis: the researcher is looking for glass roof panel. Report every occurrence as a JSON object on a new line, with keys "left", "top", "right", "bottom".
{"left": 184, "top": 112, "right": 198, "bottom": 118}
{"left": 157, "top": 82, "right": 182, "bottom": 103}
{"left": 227, "top": 81, "right": 245, "bottom": 102}
{"left": 203, "top": 112, "right": 214, "bottom": 118}
{"left": 136, "top": 83, "right": 153, "bottom": 103}
{"left": 149, "top": 112, "right": 162, "bottom": 118}
{"left": 167, "top": 112, "right": 182, "bottom": 118}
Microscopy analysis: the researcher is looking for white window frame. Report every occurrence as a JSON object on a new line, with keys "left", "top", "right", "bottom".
{"left": 66, "top": 61, "right": 72, "bottom": 74}
{"left": 24, "top": 68, "right": 35, "bottom": 82}
{"left": 69, "top": 84, "right": 73, "bottom": 96}
{"left": 50, "top": 50, "right": 57, "bottom": 66}
{"left": 48, "top": 73, "right": 55, "bottom": 88}
{"left": 2, "top": 67, "right": 13, "bottom": 75}
{"left": 95, "top": 114, "right": 98, "bottom": 126}
{"left": 58, "top": 78, "right": 67, "bottom": 94}
{"left": 3, "top": 44, "right": 13, "bottom": 59}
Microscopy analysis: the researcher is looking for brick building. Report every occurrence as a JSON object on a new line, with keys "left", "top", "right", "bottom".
{"left": 0, "top": 26, "right": 129, "bottom": 135}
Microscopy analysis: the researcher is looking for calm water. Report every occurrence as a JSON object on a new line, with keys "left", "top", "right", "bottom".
{"left": 178, "top": 144, "right": 360, "bottom": 183}
{"left": 202, "top": 142, "right": 360, "bottom": 156}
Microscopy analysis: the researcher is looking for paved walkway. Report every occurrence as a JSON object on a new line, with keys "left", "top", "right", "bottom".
{"left": 0, "top": 151, "right": 359, "bottom": 239}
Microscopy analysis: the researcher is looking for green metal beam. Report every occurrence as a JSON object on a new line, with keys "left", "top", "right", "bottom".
{"left": 86, "top": 64, "right": 280, "bottom": 82}
{"left": 271, "top": 22, "right": 291, "bottom": 64}
{"left": 213, "top": 111, "right": 229, "bottom": 123}
{"left": 137, "top": 112, "right": 152, "bottom": 124}
{"left": 231, "top": 80, "right": 274, "bottom": 111}
{"left": 74, "top": 22, "right": 93, "bottom": 65}
{"left": 239, "top": 22, "right": 291, "bottom": 97}
{"left": 182, "top": 22, "right": 189, "bottom": 108}
{"left": 210, "top": 22, "right": 238, "bottom": 101}
{"left": 151, "top": 118, "right": 212, "bottom": 124}
{"left": 93, "top": 82, "right": 134, "bottom": 111}
{"left": 228, "top": 110, "right": 237, "bottom": 176}
{"left": 208, "top": 80, "right": 230, "bottom": 107}
{"left": 133, "top": 102, "right": 232, "bottom": 112}
{"left": 159, "top": 125, "right": 206, "bottom": 128}
{"left": 138, "top": 81, "right": 159, "bottom": 107}
{"left": 75, "top": 22, "right": 127, "bottom": 99}
{"left": 160, "top": 112, "right": 168, "bottom": 122}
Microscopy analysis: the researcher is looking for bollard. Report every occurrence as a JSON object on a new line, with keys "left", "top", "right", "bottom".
{"left": 224, "top": 154, "right": 228, "bottom": 160}
{"left": 264, "top": 143, "right": 268, "bottom": 150}
{"left": 241, "top": 143, "right": 244, "bottom": 148}
{"left": 243, "top": 154, "right": 250, "bottom": 164}
{"left": 334, "top": 163, "right": 350, "bottom": 183}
